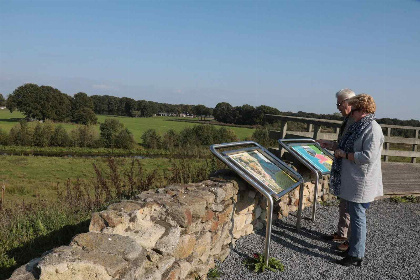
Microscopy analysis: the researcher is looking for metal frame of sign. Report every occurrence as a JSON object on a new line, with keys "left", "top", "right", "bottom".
{"left": 210, "top": 141, "right": 304, "bottom": 266}
{"left": 278, "top": 138, "right": 334, "bottom": 222}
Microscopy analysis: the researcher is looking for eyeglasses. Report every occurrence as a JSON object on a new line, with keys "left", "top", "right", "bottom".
{"left": 336, "top": 99, "right": 349, "bottom": 107}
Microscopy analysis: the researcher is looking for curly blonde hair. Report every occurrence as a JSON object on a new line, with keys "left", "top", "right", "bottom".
{"left": 347, "top": 94, "right": 376, "bottom": 114}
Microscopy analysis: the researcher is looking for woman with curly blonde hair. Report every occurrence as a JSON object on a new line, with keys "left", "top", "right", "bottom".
{"left": 330, "top": 94, "right": 384, "bottom": 266}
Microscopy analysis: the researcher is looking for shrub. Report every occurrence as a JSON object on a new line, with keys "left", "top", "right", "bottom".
{"left": 192, "top": 125, "right": 218, "bottom": 145}
{"left": 100, "top": 119, "right": 124, "bottom": 148}
{"left": 72, "top": 107, "right": 97, "bottom": 125}
{"left": 115, "top": 128, "right": 136, "bottom": 149}
{"left": 217, "top": 127, "right": 238, "bottom": 143}
{"left": 70, "top": 125, "right": 99, "bottom": 148}
{"left": 251, "top": 127, "right": 277, "bottom": 147}
{"left": 162, "top": 129, "right": 180, "bottom": 150}
{"left": 179, "top": 127, "right": 197, "bottom": 147}
{"left": 141, "top": 129, "right": 162, "bottom": 149}
{"left": 32, "top": 123, "right": 46, "bottom": 147}
{"left": 50, "top": 125, "right": 71, "bottom": 147}
{"left": 8, "top": 120, "right": 33, "bottom": 146}
{"left": 0, "top": 128, "right": 8, "bottom": 145}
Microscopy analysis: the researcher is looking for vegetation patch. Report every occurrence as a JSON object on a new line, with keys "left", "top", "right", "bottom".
{"left": 390, "top": 195, "right": 419, "bottom": 203}
{"left": 243, "top": 253, "right": 285, "bottom": 273}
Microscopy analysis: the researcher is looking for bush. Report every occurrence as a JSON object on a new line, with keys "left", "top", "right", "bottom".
{"left": 217, "top": 127, "right": 239, "bottom": 143}
{"left": 115, "top": 128, "right": 136, "bottom": 149}
{"left": 72, "top": 107, "right": 98, "bottom": 125}
{"left": 251, "top": 127, "right": 277, "bottom": 147}
{"left": 162, "top": 129, "right": 180, "bottom": 150}
{"left": 141, "top": 129, "right": 162, "bottom": 149}
{"left": 8, "top": 120, "right": 33, "bottom": 146}
{"left": 50, "top": 125, "right": 71, "bottom": 147}
{"left": 99, "top": 119, "right": 124, "bottom": 148}
{"left": 192, "top": 125, "right": 218, "bottom": 145}
{"left": 0, "top": 128, "right": 8, "bottom": 145}
{"left": 32, "top": 123, "right": 46, "bottom": 147}
{"left": 70, "top": 125, "right": 99, "bottom": 148}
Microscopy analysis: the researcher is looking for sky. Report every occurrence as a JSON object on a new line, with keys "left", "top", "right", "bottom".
{"left": 0, "top": 0, "right": 419, "bottom": 120}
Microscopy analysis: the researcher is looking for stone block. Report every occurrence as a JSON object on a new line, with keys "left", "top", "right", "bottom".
{"left": 173, "top": 235, "right": 196, "bottom": 259}
{"left": 155, "top": 226, "right": 182, "bottom": 255}
{"left": 177, "top": 261, "right": 192, "bottom": 279}
{"left": 89, "top": 212, "right": 105, "bottom": 232}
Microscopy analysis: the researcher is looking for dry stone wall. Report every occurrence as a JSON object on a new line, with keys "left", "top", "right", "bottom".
{"left": 10, "top": 170, "right": 331, "bottom": 280}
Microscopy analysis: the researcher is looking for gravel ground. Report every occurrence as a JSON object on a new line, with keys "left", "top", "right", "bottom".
{"left": 218, "top": 199, "right": 420, "bottom": 280}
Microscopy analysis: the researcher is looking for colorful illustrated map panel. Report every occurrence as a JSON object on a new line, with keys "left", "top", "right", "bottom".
{"left": 290, "top": 144, "right": 332, "bottom": 173}
{"left": 227, "top": 150, "right": 297, "bottom": 194}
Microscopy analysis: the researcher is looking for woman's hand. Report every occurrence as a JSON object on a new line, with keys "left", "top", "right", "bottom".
{"left": 334, "top": 149, "right": 346, "bottom": 158}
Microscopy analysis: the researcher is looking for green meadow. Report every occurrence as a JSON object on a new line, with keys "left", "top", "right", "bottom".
{"left": 0, "top": 155, "right": 173, "bottom": 207}
{"left": 0, "top": 110, "right": 255, "bottom": 143}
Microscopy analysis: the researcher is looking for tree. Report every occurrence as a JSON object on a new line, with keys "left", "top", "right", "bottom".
{"left": 162, "top": 129, "right": 180, "bottom": 150}
{"left": 213, "top": 102, "right": 234, "bottom": 123}
{"left": 0, "top": 128, "right": 8, "bottom": 145}
{"left": 100, "top": 119, "right": 125, "bottom": 148}
{"left": 115, "top": 129, "right": 136, "bottom": 149}
{"left": 235, "top": 104, "right": 255, "bottom": 125}
{"left": 70, "top": 125, "right": 99, "bottom": 147}
{"left": 192, "top": 104, "right": 212, "bottom": 120}
{"left": 7, "top": 84, "right": 72, "bottom": 121}
{"left": 72, "top": 92, "right": 97, "bottom": 124}
{"left": 50, "top": 125, "right": 70, "bottom": 147}
{"left": 73, "top": 107, "right": 98, "bottom": 125}
{"left": 0, "top": 93, "right": 5, "bottom": 106}
{"left": 141, "top": 129, "right": 162, "bottom": 149}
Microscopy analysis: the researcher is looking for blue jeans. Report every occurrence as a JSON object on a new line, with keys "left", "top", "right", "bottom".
{"left": 348, "top": 201, "right": 370, "bottom": 259}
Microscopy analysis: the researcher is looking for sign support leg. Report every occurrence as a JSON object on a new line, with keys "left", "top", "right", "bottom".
{"left": 311, "top": 172, "right": 319, "bottom": 221}
{"left": 296, "top": 183, "right": 304, "bottom": 231}
{"left": 264, "top": 195, "right": 274, "bottom": 267}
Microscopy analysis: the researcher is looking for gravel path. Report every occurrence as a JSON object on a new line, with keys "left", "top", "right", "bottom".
{"left": 218, "top": 199, "right": 420, "bottom": 280}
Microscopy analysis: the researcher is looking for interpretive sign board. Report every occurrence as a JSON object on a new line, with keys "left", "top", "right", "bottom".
{"left": 279, "top": 139, "right": 333, "bottom": 175}
{"left": 210, "top": 141, "right": 304, "bottom": 265}
{"left": 278, "top": 138, "right": 334, "bottom": 222}
{"left": 224, "top": 149, "right": 299, "bottom": 198}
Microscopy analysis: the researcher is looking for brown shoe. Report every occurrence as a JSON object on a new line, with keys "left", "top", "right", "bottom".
{"left": 323, "top": 233, "right": 348, "bottom": 242}
{"left": 337, "top": 241, "right": 349, "bottom": 251}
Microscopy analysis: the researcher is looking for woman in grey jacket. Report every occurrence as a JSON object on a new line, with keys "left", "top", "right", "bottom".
{"left": 329, "top": 94, "right": 384, "bottom": 266}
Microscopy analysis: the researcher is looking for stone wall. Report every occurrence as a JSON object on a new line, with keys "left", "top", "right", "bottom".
{"left": 10, "top": 170, "right": 331, "bottom": 280}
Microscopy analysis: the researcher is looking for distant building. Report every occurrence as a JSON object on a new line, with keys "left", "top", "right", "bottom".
{"left": 0, "top": 106, "right": 6, "bottom": 110}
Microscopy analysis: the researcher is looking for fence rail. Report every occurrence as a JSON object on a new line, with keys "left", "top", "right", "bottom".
{"left": 266, "top": 114, "right": 420, "bottom": 163}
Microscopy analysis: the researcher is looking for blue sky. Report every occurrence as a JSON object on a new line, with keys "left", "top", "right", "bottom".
{"left": 1, "top": 0, "right": 419, "bottom": 120}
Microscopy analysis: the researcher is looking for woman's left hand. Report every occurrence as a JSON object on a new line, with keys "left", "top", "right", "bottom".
{"left": 334, "top": 149, "right": 345, "bottom": 158}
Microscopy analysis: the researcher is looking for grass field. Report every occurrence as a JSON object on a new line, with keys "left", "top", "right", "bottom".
{"left": 0, "top": 110, "right": 255, "bottom": 143}
{"left": 0, "top": 155, "right": 175, "bottom": 208}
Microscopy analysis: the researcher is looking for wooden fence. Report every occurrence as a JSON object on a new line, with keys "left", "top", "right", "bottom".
{"left": 266, "top": 114, "right": 420, "bottom": 163}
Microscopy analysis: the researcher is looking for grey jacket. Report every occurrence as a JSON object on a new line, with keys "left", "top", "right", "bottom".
{"left": 337, "top": 120, "right": 384, "bottom": 203}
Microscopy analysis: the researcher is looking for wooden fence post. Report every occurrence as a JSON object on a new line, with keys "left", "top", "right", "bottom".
{"left": 280, "top": 121, "right": 288, "bottom": 156}
{"left": 307, "top": 123, "right": 313, "bottom": 133}
{"left": 412, "top": 129, "right": 419, "bottom": 164}
{"left": 313, "top": 125, "right": 321, "bottom": 140}
{"left": 384, "top": 127, "right": 391, "bottom": 162}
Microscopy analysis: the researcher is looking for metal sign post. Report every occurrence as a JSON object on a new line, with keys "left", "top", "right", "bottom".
{"left": 278, "top": 139, "right": 333, "bottom": 222}
{"left": 210, "top": 141, "right": 303, "bottom": 266}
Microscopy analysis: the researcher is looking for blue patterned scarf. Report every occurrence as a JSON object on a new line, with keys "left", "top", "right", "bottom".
{"left": 330, "top": 114, "right": 375, "bottom": 196}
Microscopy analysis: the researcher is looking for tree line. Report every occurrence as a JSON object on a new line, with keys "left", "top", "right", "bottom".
{"left": 0, "top": 119, "right": 136, "bottom": 149}
{"left": 3, "top": 83, "right": 419, "bottom": 138}
{"left": 4, "top": 83, "right": 213, "bottom": 123}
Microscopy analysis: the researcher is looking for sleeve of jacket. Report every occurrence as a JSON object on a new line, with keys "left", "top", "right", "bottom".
{"left": 354, "top": 123, "right": 384, "bottom": 165}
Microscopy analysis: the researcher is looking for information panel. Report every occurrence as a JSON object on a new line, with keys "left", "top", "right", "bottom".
{"left": 278, "top": 139, "right": 334, "bottom": 175}
{"left": 289, "top": 144, "right": 333, "bottom": 173}
{"left": 226, "top": 149, "right": 298, "bottom": 194}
